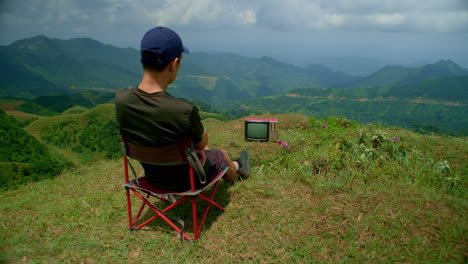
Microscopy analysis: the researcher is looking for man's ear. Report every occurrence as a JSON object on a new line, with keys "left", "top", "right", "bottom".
{"left": 169, "top": 57, "right": 180, "bottom": 71}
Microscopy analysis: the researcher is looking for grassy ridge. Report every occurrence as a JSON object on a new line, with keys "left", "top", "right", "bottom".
{"left": 0, "top": 114, "right": 466, "bottom": 263}
{"left": 25, "top": 104, "right": 120, "bottom": 164}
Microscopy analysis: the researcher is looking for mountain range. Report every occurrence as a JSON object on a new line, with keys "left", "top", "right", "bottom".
{"left": 338, "top": 60, "right": 468, "bottom": 89}
{"left": 1, "top": 35, "right": 467, "bottom": 135}
{"left": 2, "top": 35, "right": 467, "bottom": 105}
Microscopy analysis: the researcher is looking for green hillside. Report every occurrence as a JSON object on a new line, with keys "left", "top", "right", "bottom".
{"left": 244, "top": 75, "right": 468, "bottom": 136}
{"left": 0, "top": 49, "right": 63, "bottom": 98}
{"left": 0, "top": 114, "right": 466, "bottom": 262}
{"left": 25, "top": 104, "right": 121, "bottom": 163}
{"left": 387, "top": 75, "right": 468, "bottom": 101}
{"left": 0, "top": 109, "right": 69, "bottom": 189}
{"left": 291, "top": 75, "right": 468, "bottom": 103}
{"left": 235, "top": 94, "right": 467, "bottom": 136}
{"left": 0, "top": 35, "right": 141, "bottom": 95}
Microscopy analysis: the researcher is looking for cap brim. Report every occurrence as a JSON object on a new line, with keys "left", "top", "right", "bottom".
{"left": 183, "top": 45, "right": 192, "bottom": 54}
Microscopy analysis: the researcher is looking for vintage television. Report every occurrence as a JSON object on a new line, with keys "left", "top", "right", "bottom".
{"left": 244, "top": 118, "right": 278, "bottom": 142}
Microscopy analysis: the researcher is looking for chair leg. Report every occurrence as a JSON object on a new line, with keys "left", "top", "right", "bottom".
{"left": 192, "top": 197, "right": 199, "bottom": 241}
{"left": 125, "top": 187, "right": 133, "bottom": 230}
{"left": 133, "top": 199, "right": 147, "bottom": 227}
{"left": 197, "top": 181, "right": 225, "bottom": 235}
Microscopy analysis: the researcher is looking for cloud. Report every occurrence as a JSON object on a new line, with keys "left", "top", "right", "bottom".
{"left": 1, "top": 0, "right": 467, "bottom": 36}
{"left": 1, "top": 0, "right": 467, "bottom": 48}
{"left": 250, "top": 0, "right": 468, "bottom": 33}
{"left": 139, "top": 0, "right": 255, "bottom": 29}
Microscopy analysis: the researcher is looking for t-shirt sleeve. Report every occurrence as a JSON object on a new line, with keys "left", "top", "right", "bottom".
{"left": 188, "top": 106, "right": 204, "bottom": 144}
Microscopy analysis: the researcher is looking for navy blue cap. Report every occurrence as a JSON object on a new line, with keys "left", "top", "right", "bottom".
{"left": 140, "top": 27, "right": 191, "bottom": 66}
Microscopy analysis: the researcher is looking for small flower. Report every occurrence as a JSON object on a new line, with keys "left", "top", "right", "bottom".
{"left": 391, "top": 137, "right": 400, "bottom": 142}
{"left": 277, "top": 140, "right": 292, "bottom": 149}
{"left": 322, "top": 124, "right": 328, "bottom": 129}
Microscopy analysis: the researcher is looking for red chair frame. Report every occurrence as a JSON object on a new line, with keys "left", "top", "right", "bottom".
{"left": 121, "top": 138, "right": 228, "bottom": 241}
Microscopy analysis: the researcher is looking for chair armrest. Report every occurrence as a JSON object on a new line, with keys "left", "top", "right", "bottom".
{"left": 185, "top": 148, "right": 207, "bottom": 184}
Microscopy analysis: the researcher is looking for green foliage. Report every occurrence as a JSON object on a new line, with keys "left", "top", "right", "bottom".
{"left": 38, "top": 104, "right": 121, "bottom": 160}
{"left": 259, "top": 115, "right": 466, "bottom": 196}
{"left": 0, "top": 109, "right": 70, "bottom": 189}
{"left": 235, "top": 92, "right": 467, "bottom": 136}
{"left": 307, "top": 118, "right": 464, "bottom": 195}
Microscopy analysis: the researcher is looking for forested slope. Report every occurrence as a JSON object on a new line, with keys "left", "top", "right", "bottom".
{"left": 0, "top": 109, "right": 69, "bottom": 188}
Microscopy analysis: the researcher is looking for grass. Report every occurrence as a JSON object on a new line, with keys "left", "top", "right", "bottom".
{"left": 0, "top": 114, "right": 466, "bottom": 263}
{"left": 4, "top": 111, "right": 41, "bottom": 123}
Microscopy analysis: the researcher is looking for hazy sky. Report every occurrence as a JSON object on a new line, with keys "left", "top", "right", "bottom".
{"left": 1, "top": 0, "right": 468, "bottom": 67}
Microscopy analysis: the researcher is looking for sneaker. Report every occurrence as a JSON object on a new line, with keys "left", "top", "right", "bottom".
{"left": 236, "top": 150, "right": 251, "bottom": 180}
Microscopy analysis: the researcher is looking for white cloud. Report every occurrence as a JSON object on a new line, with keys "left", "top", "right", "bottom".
{"left": 238, "top": 8, "right": 256, "bottom": 25}
{"left": 368, "top": 13, "right": 406, "bottom": 26}
{"left": 1, "top": 0, "right": 466, "bottom": 37}
{"left": 143, "top": 0, "right": 256, "bottom": 28}
{"left": 249, "top": 0, "right": 468, "bottom": 33}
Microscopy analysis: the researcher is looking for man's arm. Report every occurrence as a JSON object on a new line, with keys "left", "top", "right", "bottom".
{"left": 194, "top": 128, "right": 208, "bottom": 150}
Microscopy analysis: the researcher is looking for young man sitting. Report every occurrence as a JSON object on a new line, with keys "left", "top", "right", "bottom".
{"left": 115, "top": 27, "right": 250, "bottom": 191}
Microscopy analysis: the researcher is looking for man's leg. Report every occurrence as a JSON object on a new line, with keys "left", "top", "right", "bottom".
{"left": 204, "top": 148, "right": 250, "bottom": 181}
{"left": 220, "top": 149, "right": 239, "bottom": 181}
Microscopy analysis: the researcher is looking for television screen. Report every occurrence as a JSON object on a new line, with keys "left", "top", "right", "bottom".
{"left": 246, "top": 122, "right": 269, "bottom": 141}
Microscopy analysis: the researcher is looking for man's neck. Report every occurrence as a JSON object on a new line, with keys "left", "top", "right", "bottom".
{"left": 138, "top": 70, "right": 170, "bottom": 94}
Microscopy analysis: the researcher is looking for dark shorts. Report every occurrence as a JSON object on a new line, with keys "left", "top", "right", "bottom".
{"left": 142, "top": 149, "right": 228, "bottom": 191}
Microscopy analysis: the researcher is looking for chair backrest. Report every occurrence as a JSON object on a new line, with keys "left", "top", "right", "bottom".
{"left": 123, "top": 139, "right": 187, "bottom": 165}
{"left": 121, "top": 137, "right": 206, "bottom": 191}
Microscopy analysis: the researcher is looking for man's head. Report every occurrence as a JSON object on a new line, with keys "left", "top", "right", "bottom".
{"left": 140, "top": 27, "right": 191, "bottom": 71}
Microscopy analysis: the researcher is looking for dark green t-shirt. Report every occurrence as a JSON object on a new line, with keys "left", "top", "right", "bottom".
{"left": 115, "top": 87, "right": 204, "bottom": 146}
{"left": 115, "top": 87, "right": 214, "bottom": 191}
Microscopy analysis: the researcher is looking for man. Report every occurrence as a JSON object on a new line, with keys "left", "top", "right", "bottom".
{"left": 115, "top": 27, "right": 250, "bottom": 191}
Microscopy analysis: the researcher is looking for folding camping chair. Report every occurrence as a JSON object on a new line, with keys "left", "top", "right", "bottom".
{"left": 121, "top": 137, "right": 228, "bottom": 241}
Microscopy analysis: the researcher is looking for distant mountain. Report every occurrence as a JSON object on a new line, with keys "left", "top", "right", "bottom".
{"left": 0, "top": 35, "right": 357, "bottom": 102}
{"left": 401, "top": 60, "right": 468, "bottom": 84}
{"left": 0, "top": 35, "right": 141, "bottom": 97}
{"left": 303, "top": 64, "right": 361, "bottom": 87}
{"left": 297, "top": 57, "right": 396, "bottom": 76}
{"left": 2, "top": 35, "right": 467, "bottom": 107}
{"left": 340, "top": 60, "right": 468, "bottom": 89}
{"left": 291, "top": 75, "right": 468, "bottom": 103}
{"left": 176, "top": 53, "right": 358, "bottom": 102}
